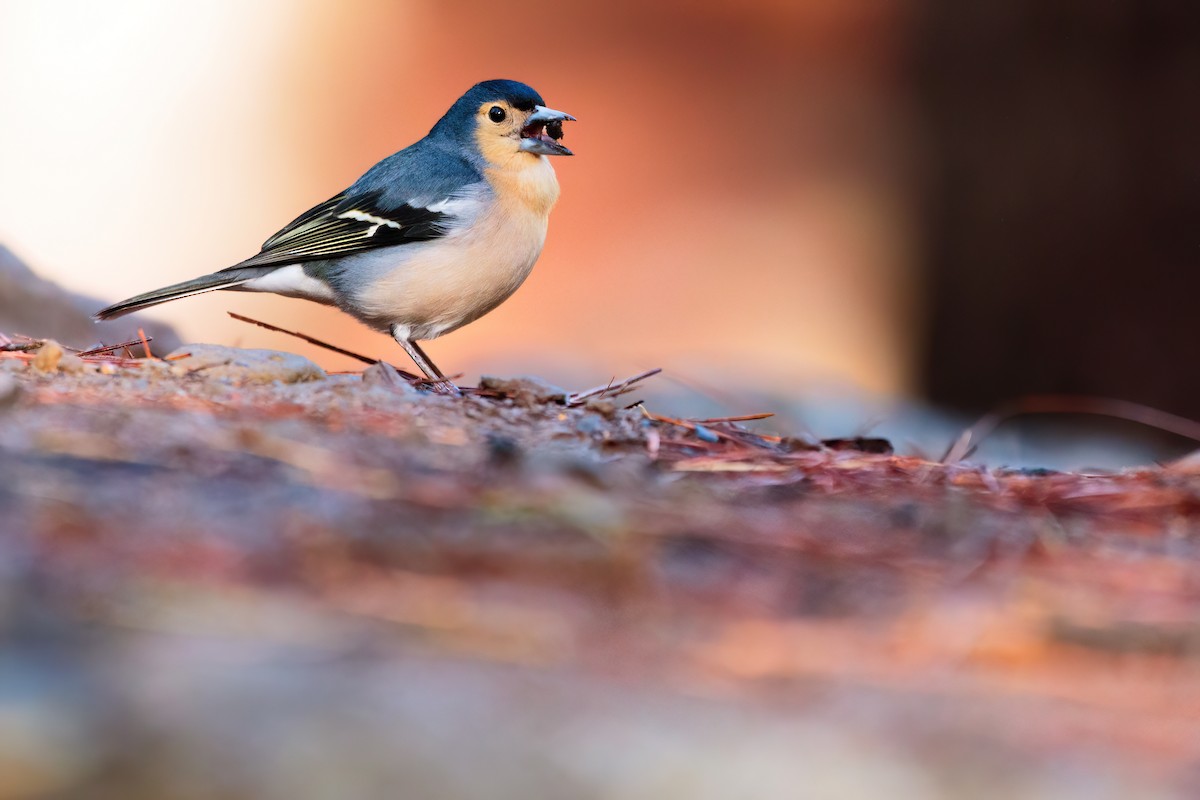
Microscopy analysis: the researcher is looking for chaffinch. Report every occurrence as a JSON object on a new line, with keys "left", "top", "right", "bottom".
{"left": 96, "top": 79, "right": 575, "bottom": 386}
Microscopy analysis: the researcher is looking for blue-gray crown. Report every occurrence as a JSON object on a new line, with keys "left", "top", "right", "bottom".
{"left": 429, "top": 80, "right": 546, "bottom": 140}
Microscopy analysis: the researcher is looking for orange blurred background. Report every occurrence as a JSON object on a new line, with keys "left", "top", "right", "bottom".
{"left": 0, "top": 1, "right": 916, "bottom": 395}
{"left": 3, "top": 1, "right": 1199, "bottom": 439}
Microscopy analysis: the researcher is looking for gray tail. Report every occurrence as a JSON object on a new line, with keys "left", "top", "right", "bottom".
{"left": 94, "top": 268, "right": 269, "bottom": 321}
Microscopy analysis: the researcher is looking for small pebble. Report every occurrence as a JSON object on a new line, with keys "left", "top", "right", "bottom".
{"left": 57, "top": 353, "right": 88, "bottom": 374}
{"left": 362, "top": 362, "right": 419, "bottom": 395}
{"left": 165, "top": 344, "right": 325, "bottom": 385}
{"left": 583, "top": 398, "right": 616, "bottom": 417}
{"left": 31, "top": 341, "right": 64, "bottom": 372}
{"left": 479, "top": 375, "right": 568, "bottom": 406}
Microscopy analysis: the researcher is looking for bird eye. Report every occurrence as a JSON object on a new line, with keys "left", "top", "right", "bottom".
{"left": 488, "top": 106, "right": 506, "bottom": 123}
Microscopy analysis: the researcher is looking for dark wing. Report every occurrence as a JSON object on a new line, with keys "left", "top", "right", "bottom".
{"left": 222, "top": 139, "right": 484, "bottom": 273}
{"left": 221, "top": 191, "right": 450, "bottom": 272}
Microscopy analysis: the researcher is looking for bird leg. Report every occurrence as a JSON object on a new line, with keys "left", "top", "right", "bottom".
{"left": 391, "top": 326, "right": 459, "bottom": 394}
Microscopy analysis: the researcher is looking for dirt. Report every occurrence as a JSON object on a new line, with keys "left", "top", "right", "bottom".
{"left": 1, "top": 342, "right": 1198, "bottom": 799}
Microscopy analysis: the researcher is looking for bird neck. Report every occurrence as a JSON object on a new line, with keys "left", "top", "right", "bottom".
{"left": 484, "top": 155, "right": 560, "bottom": 218}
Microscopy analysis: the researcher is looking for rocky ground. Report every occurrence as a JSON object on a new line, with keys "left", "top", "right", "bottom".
{"left": 0, "top": 336, "right": 1198, "bottom": 799}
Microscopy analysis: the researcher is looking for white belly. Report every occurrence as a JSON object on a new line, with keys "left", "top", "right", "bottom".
{"left": 350, "top": 195, "right": 551, "bottom": 341}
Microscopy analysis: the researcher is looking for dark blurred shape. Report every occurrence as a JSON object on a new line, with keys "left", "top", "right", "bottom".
{"left": 0, "top": 245, "right": 181, "bottom": 354}
{"left": 915, "top": 4, "right": 1200, "bottom": 418}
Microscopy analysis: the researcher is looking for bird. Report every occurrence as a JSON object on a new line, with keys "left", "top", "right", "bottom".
{"left": 95, "top": 79, "right": 574, "bottom": 389}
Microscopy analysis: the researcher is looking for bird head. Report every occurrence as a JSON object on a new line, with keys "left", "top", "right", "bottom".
{"left": 431, "top": 79, "right": 575, "bottom": 164}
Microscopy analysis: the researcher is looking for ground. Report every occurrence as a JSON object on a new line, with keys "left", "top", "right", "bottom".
{"left": 0, "top": 338, "right": 1197, "bottom": 799}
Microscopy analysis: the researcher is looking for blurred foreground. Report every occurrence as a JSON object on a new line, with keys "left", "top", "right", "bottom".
{"left": 0, "top": 342, "right": 1196, "bottom": 798}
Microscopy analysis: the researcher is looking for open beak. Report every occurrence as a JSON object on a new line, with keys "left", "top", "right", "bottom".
{"left": 519, "top": 105, "right": 576, "bottom": 156}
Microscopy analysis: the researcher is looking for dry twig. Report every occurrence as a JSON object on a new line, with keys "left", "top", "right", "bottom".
{"left": 944, "top": 394, "right": 1200, "bottom": 464}
{"left": 79, "top": 338, "right": 152, "bottom": 357}
{"left": 690, "top": 412, "right": 775, "bottom": 424}
{"left": 137, "top": 327, "right": 154, "bottom": 359}
{"left": 568, "top": 368, "right": 662, "bottom": 406}
{"left": 227, "top": 312, "right": 423, "bottom": 381}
